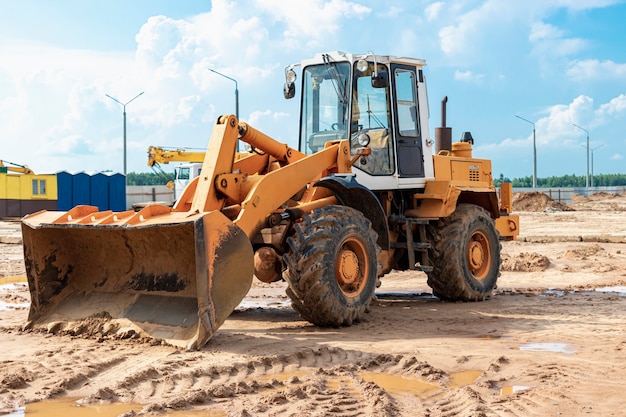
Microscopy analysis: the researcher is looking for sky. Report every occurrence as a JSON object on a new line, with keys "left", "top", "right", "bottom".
{"left": 1, "top": 0, "right": 625, "bottom": 181}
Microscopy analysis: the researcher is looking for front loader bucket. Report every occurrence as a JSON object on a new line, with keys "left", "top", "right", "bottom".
{"left": 21, "top": 206, "right": 254, "bottom": 350}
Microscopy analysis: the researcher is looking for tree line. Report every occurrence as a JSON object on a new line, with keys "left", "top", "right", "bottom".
{"left": 127, "top": 171, "right": 626, "bottom": 188}
{"left": 127, "top": 171, "right": 174, "bottom": 186}
{"left": 495, "top": 173, "right": 626, "bottom": 188}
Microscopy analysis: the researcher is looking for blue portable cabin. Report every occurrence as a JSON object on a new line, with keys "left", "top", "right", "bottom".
{"left": 90, "top": 172, "right": 109, "bottom": 211}
{"left": 56, "top": 171, "right": 74, "bottom": 211}
{"left": 107, "top": 172, "right": 126, "bottom": 211}
{"left": 72, "top": 172, "right": 91, "bottom": 206}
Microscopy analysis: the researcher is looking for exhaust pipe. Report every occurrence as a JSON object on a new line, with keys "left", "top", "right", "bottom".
{"left": 434, "top": 96, "right": 452, "bottom": 153}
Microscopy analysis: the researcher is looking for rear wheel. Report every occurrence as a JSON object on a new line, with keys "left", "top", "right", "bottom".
{"left": 283, "top": 205, "right": 380, "bottom": 326}
{"left": 426, "top": 204, "right": 501, "bottom": 301}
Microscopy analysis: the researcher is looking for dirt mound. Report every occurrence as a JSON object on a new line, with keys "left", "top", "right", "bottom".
{"left": 570, "top": 192, "right": 626, "bottom": 211}
{"left": 564, "top": 243, "right": 605, "bottom": 259}
{"left": 512, "top": 192, "right": 574, "bottom": 212}
{"left": 579, "top": 191, "right": 624, "bottom": 201}
{"left": 501, "top": 252, "right": 551, "bottom": 272}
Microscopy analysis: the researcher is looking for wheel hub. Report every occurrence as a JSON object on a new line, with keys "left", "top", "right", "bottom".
{"left": 467, "top": 232, "right": 490, "bottom": 280}
{"left": 337, "top": 249, "right": 359, "bottom": 285}
{"left": 469, "top": 241, "right": 484, "bottom": 269}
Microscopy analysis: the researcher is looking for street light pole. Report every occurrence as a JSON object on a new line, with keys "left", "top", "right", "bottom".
{"left": 105, "top": 91, "right": 144, "bottom": 177}
{"left": 590, "top": 144, "right": 603, "bottom": 188}
{"left": 207, "top": 68, "right": 239, "bottom": 120}
{"left": 515, "top": 115, "right": 537, "bottom": 188}
{"left": 572, "top": 123, "right": 589, "bottom": 192}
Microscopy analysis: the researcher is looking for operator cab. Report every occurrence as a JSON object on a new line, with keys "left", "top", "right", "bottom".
{"left": 284, "top": 51, "right": 433, "bottom": 190}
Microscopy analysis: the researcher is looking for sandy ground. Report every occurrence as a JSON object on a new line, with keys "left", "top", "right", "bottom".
{"left": 1, "top": 192, "right": 626, "bottom": 416}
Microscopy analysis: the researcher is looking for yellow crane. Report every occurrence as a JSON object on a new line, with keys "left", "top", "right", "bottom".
{"left": 0, "top": 159, "right": 35, "bottom": 175}
{"left": 146, "top": 146, "right": 206, "bottom": 190}
{"left": 147, "top": 146, "right": 250, "bottom": 192}
{"left": 147, "top": 146, "right": 206, "bottom": 167}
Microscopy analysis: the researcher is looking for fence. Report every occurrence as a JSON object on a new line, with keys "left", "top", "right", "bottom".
{"left": 511, "top": 186, "right": 626, "bottom": 205}
{"left": 126, "top": 185, "right": 174, "bottom": 209}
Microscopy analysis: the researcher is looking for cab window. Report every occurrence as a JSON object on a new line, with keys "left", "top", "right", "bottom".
{"left": 394, "top": 69, "right": 419, "bottom": 138}
{"left": 177, "top": 167, "right": 190, "bottom": 180}
{"left": 299, "top": 62, "right": 350, "bottom": 154}
{"left": 350, "top": 62, "right": 394, "bottom": 175}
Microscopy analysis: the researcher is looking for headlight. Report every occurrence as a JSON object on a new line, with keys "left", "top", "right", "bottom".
{"left": 357, "top": 132, "right": 370, "bottom": 147}
{"left": 356, "top": 59, "right": 368, "bottom": 73}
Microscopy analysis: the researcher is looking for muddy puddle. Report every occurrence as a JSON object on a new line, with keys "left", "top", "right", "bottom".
{"left": 542, "top": 286, "right": 626, "bottom": 297}
{"left": 518, "top": 342, "right": 576, "bottom": 354}
{"left": 236, "top": 296, "right": 291, "bottom": 310}
{"left": 0, "top": 276, "right": 26, "bottom": 285}
{"left": 7, "top": 369, "right": 485, "bottom": 416}
{"left": 473, "top": 334, "right": 510, "bottom": 340}
{"left": 258, "top": 367, "right": 483, "bottom": 397}
{"left": 6, "top": 397, "right": 227, "bottom": 417}
{"left": 375, "top": 291, "right": 438, "bottom": 300}
{"left": 499, "top": 385, "right": 531, "bottom": 396}
{"left": 0, "top": 280, "right": 29, "bottom": 311}
{"left": 594, "top": 285, "right": 626, "bottom": 295}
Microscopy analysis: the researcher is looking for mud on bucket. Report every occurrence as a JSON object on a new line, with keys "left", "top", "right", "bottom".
{"left": 21, "top": 208, "right": 254, "bottom": 350}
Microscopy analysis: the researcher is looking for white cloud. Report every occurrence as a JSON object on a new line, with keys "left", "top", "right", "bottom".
{"left": 529, "top": 21, "right": 564, "bottom": 42}
{"left": 248, "top": 109, "right": 289, "bottom": 126}
{"left": 541, "top": 95, "right": 594, "bottom": 144}
{"left": 489, "top": 93, "right": 624, "bottom": 157}
{"left": 437, "top": 1, "right": 598, "bottom": 65}
{"left": 454, "top": 69, "right": 485, "bottom": 83}
{"left": 382, "top": 6, "right": 403, "bottom": 18}
{"left": 596, "top": 94, "right": 626, "bottom": 119}
{"left": 253, "top": 0, "right": 370, "bottom": 48}
{"left": 484, "top": 95, "right": 598, "bottom": 156}
{"left": 567, "top": 59, "right": 626, "bottom": 81}
{"left": 529, "top": 21, "right": 586, "bottom": 59}
{"left": 551, "top": 0, "right": 622, "bottom": 11}
{"left": 425, "top": 2, "right": 444, "bottom": 21}
{"left": 395, "top": 29, "right": 420, "bottom": 57}
{"left": 438, "top": 1, "right": 520, "bottom": 57}
{"left": 1, "top": 0, "right": 625, "bottom": 177}
{"left": 0, "top": 0, "right": 385, "bottom": 173}
{"left": 610, "top": 153, "right": 623, "bottom": 160}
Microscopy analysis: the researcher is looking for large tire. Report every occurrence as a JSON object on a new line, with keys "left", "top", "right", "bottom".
{"left": 425, "top": 204, "right": 501, "bottom": 301}
{"left": 283, "top": 205, "right": 380, "bottom": 327}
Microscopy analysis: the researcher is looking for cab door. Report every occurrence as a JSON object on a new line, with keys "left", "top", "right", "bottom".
{"left": 391, "top": 64, "right": 424, "bottom": 177}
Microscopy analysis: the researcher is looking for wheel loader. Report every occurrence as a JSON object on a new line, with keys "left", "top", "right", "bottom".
{"left": 21, "top": 51, "right": 519, "bottom": 350}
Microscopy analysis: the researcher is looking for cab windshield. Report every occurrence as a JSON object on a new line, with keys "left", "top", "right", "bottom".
{"left": 299, "top": 61, "right": 350, "bottom": 154}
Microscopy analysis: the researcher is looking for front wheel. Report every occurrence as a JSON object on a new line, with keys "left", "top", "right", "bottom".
{"left": 426, "top": 204, "right": 501, "bottom": 301}
{"left": 283, "top": 205, "right": 380, "bottom": 327}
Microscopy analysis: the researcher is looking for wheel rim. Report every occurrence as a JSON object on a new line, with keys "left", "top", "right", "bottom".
{"left": 335, "top": 237, "right": 369, "bottom": 297}
{"left": 467, "top": 230, "right": 491, "bottom": 281}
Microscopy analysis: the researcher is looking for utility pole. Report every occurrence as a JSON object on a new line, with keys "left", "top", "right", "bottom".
{"left": 590, "top": 144, "right": 604, "bottom": 188}
{"left": 105, "top": 92, "right": 144, "bottom": 177}
{"left": 207, "top": 68, "right": 239, "bottom": 120}
{"left": 572, "top": 123, "right": 590, "bottom": 193}
{"left": 515, "top": 115, "right": 537, "bottom": 188}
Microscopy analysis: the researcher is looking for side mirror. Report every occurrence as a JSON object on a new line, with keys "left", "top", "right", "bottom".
{"left": 371, "top": 70, "right": 389, "bottom": 88}
{"left": 284, "top": 67, "right": 297, "bottom": 99}
{"left": 284, "top": 82, "right": 295, "bottom": 99}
